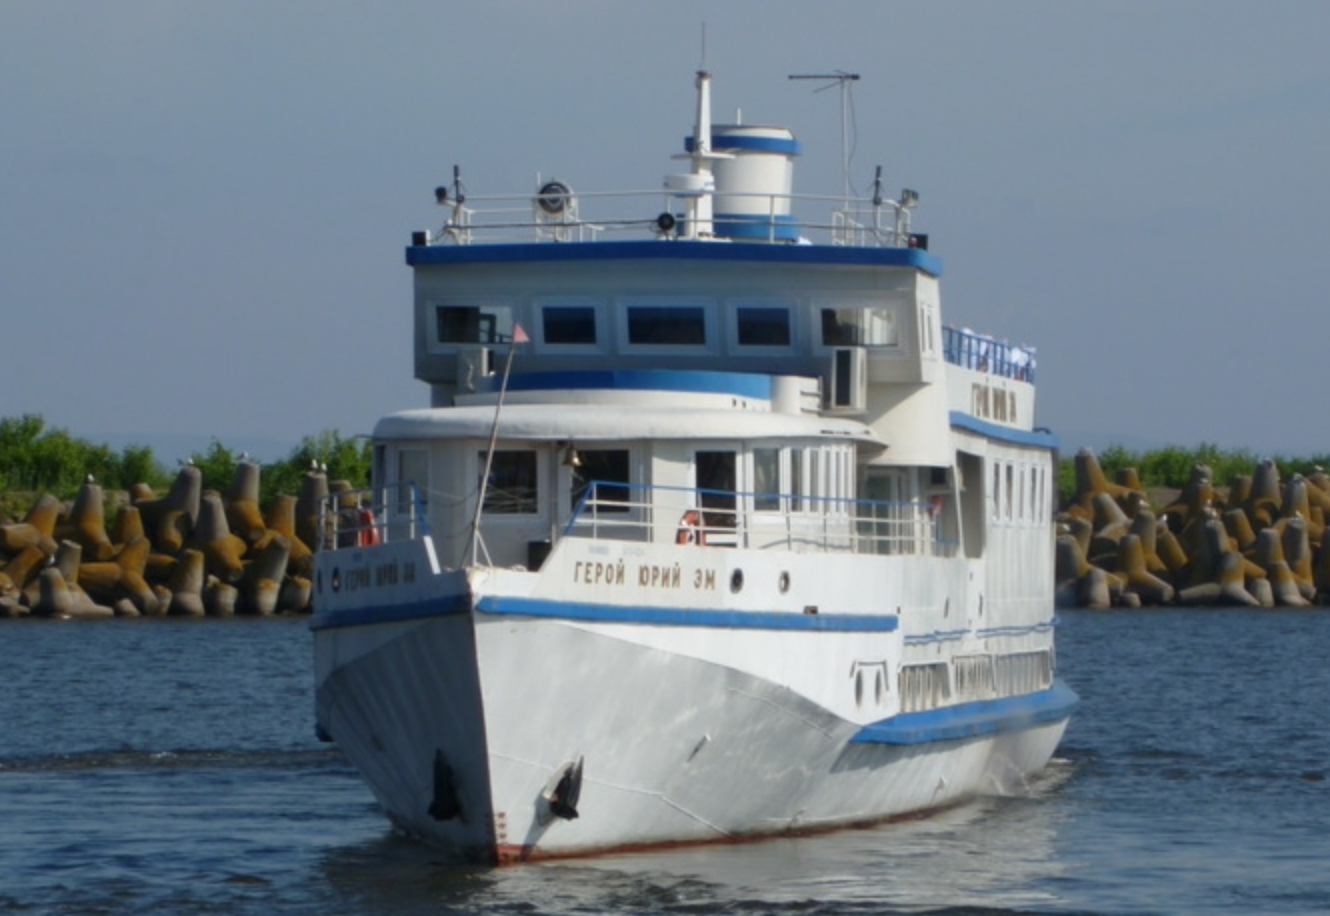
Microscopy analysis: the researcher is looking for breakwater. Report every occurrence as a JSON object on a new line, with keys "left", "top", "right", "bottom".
{"left": 1057, "top": 448, "right": 1330, "bottom": 608}
{"left": 7, "top": 447, "right": 1329, "bottom": 617}
{"left": 0, "top": 461, "right": 338, "bottom": 618}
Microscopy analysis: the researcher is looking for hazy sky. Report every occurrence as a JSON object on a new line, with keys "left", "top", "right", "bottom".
{"left": 4, "top": 1, "right": 1328, "bottom": 460}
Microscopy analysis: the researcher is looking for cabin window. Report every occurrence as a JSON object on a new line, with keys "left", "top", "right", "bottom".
{"left": 541, "top": 305, "right": 598, "bottom": 345}
{"left": 752, "top": 448, "right": 780, "bottom": 511}
{"left": 479, "top": 450, "right": 538, "bottom": 514}
{"left": 820, "top": 304, "right": 899, "bottom": 347}
{"left": 736, "top": 306, "right": 792, "bottom": 347}
{"left": 919, "top": 300, "right": 938, "bottom": 355}
{"left": 571, "top": 449, "right": 631, "bottom": 513}
{"left": 994, "top": 650, "right": 1053, "bottom": 695}
{"left": 436, "top": 303, "right": 513, "bottom": 345}
{"left": 954, "top": 656, "right": 995, "bottom": 701}
{"left": 810, "top": 450, "right": 823, "bottom": 512}
{"left": 899, "top": 663, "right": 951, "bottom": 713}
{"left": 696, "top": 450, "right": 737, "bottom": 531}
{"left": 790, "top": 448, "right": 806, "bottom": 512}
{"left": 626, "top": 306, "right": 706, "bottom": 345}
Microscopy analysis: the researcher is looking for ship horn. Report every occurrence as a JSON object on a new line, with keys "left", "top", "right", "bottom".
{"left": 545, "top": 756, "right": 584, "bottom": 821}
{"left": 428, "top": 750, "right": 464, "bottom": 822}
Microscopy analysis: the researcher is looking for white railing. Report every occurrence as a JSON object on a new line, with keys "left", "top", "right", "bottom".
{"left": 424, "top": 189, "right": 915, "bottom": 249}
{"left": 564, "top": 482, "right": 957, "bottom": 558}
{"left": 316, "top": 482, "right": 429, "bottom": 551}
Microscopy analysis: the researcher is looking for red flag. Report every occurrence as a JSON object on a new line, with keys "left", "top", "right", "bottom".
{"left": 512, "top": 323, "right": 530, "bottom": 344}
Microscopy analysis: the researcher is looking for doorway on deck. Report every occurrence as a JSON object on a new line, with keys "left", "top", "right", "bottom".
{"left": 695, "top": 450, "right": 737, "bottom": 536}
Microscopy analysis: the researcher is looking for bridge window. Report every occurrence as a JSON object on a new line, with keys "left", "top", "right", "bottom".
{"left": 541, "top": 305, "right": 598, "bottom": 345}
{"left": 627, "top": 306, "right": 706, "bottom": 345}
{"left": 736, "top": 306, "right": 791, "bottom": 347}
{"left": 436, "top": 303, "right": 513, "bottom": 344}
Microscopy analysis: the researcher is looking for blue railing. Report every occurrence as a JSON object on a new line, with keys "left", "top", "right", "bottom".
{"left": 942, "top": 326, "right": 1036, "bottom": 382}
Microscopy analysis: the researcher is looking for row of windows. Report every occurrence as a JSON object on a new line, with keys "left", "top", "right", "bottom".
{"left": 432, "top": 298, "right": 905, "bottom": 353}
{"left": 909, "top": 650, "right": 1055, "bottom": 710}
{"left": 476, "top": 445, "right": 856, "bottom": 517}
{"left": 991, "top": 459, "right": 1050, "bottom": 525}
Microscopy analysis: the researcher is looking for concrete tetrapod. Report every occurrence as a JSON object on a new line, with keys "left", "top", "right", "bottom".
{"left": 225, "top": 461, "right": 267, "bottom": 548}
{"left": 0, "top": 493, "right": 60, "bottom": 557}
{"left": 296, "top": 469, "right": 330, "bottom": 552}
{"left": 59, "top": 479, "right": 116, "bottom": 562}
{"left": 1116, "top": 533, "right": 1175, "bottom": 606}
{"left": 77, "top": 536, "right": 160, "bottom": 616}
{"left": 165, "top": 549, "right": 207, "bottom": 617}
{"left": 190, "top": 493, "right": 247, "bottom": 585}
{"left": 1245, "top": 459, "right": 1282, "bottom": 530}
{"left": 240, "top": 535, "right": 290, "bottom": 615}
{"left": 1254, "top": 528, "right": 1309, "bottom": 608}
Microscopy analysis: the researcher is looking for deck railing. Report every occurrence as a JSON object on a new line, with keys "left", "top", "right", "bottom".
{"left": 565, "top": 482, "right": 957, "bottom": 558}
{"left": 942, "top": 326, "right": 1037, "bottom": 383}
{"left": 316, "top": 482, "right": 429, "bottom": 551}
{"left": 317, "top": 480, "right": 957, "bottom": 560}
{"left": 423, "top": 189, "right": 916, "bottom": 249}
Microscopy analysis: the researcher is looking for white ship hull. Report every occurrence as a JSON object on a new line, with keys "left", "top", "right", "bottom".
{"left": 313, "top": 537, "right": 1074, "bottom": 863}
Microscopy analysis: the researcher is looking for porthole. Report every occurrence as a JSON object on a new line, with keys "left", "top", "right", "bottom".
{"left": 331, "top": 568, "right": 341, "bottom": 592}
{"left": 778, "top": 571, "right": 790, "bottom": 593}
{"left": 730, "top": 569, "right": 744, "bottom": 593}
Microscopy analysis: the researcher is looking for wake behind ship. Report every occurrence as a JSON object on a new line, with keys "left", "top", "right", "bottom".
{"left": 311, "top": 70, "right": 1077, "bottom": 863}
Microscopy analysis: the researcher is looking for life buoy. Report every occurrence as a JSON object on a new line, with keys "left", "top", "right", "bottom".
{"left": 676, "top": 510, "right": 705, "bottom": 546}
{"left": 357, "top": 507, "right": 380, "bottom": 547}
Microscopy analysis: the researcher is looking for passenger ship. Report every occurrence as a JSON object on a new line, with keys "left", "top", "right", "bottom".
{"left": 311, "top": 71, "right": 1077, "bottom": 863}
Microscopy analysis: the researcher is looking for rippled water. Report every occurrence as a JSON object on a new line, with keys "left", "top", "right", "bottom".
{"left": 1, "top": 611, "right": 1327, "bottom": 915}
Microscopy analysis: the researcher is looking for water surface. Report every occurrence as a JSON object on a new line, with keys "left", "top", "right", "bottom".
{"left": 1, "top": 610, "right": 1326, "bottom": 915}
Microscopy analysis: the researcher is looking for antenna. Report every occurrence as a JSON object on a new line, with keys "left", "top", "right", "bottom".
{"left": 789, "top": 72, "right": 860, "bottom": 208}
{"left": 699, "top": 22, "right": 707, "bottom": 70}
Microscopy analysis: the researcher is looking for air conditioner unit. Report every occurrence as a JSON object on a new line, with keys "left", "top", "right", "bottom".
{"left": 825, "top": 347, "right": 868, "bottom": 413}
{"left": 456, "top": 346, "right": 494, "bottom": 392}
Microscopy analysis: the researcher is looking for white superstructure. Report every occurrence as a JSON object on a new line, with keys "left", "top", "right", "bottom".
{"left": 311, "top": 71, "right": 1075, "bottom": 864}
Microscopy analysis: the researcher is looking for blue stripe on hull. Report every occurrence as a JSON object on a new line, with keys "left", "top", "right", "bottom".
{"left": 476, "top": 596, "right": 899, "bottom": 632}
{"left": 311, "top": 592, "right": 900, "bottom": 633}
{"left": 309, "top": 593, "right": 471, "bottom": 631}
{"left": 850, "top": 680, "right": 1079, "bottom": 745}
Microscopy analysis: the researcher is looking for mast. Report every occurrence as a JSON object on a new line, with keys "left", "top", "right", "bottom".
{"left": 789, "top": 72, "right": 860, "bottom": 212}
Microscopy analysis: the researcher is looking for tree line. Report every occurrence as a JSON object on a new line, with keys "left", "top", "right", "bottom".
{"left": 0, "top": 414, "right": 371, "bottom": 519}
{"left": 1056, "top": 442, "right": 1330, "bottom": 507}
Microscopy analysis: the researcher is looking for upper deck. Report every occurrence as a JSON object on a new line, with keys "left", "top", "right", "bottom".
{"left": 403, "top": 71, "right": 1043, "bottom": 466}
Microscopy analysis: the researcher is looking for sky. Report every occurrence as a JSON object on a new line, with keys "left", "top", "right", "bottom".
{"left": 3, "top": 1, "right": 1329, "bottom": 461}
